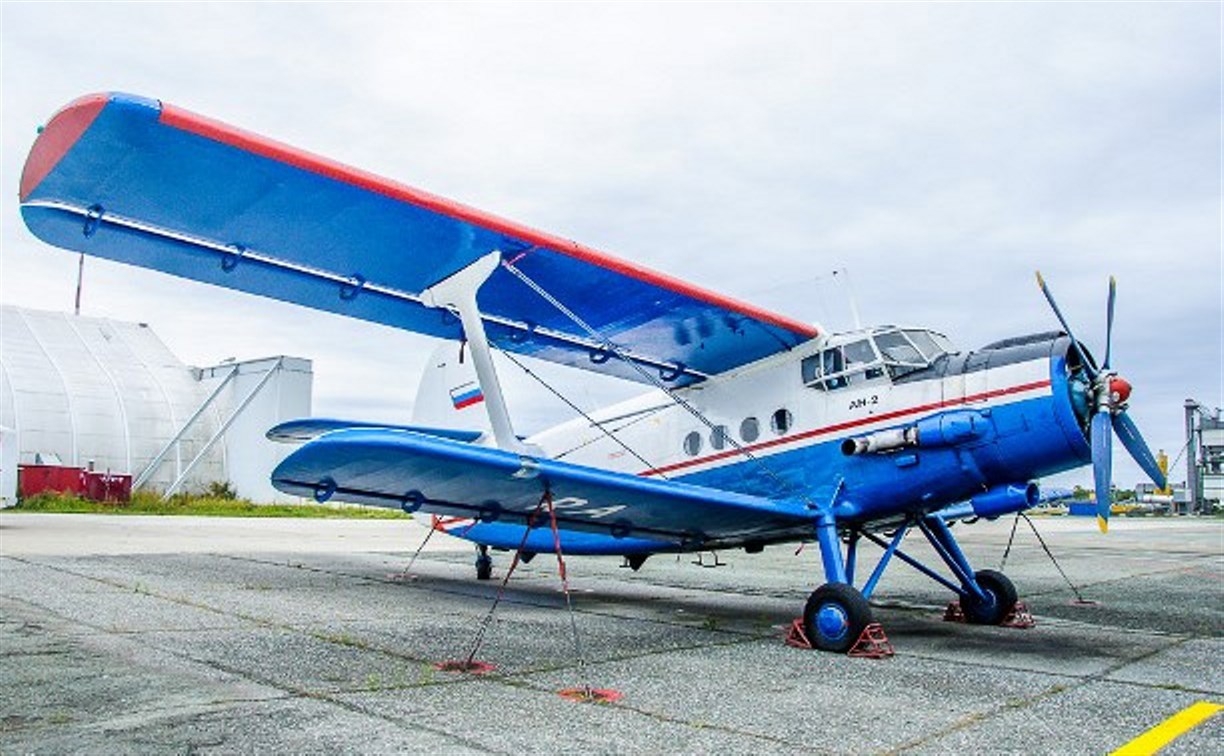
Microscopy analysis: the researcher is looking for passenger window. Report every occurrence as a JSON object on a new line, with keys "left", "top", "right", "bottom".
{"left": 683, "top": 431, "right": 702, "bottom": 456}
{"left": 710, "top": 425, "right": 729, "bottom": 450}
{"left": 771, "top": 408, "right": 793, "bottom": 435}
{"left": 740, "top": 416, "right": 760, "bottom": 443}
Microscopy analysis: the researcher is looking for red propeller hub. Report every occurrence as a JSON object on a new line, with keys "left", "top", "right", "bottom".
{"left": 1109, "top": 376, "right": 1132, "bottom": 405}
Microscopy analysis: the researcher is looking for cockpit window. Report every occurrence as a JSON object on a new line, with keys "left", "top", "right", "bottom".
{"left": 904, "top": 329, "right": 943, "bottom": 361}
{"left": 929, "top": 332, "right": 956, "bottom": 354}
{"left": 843, "top": 339, "right": 876, "bottom": 366}
{"left": 874, "top": 331, "right": 925, "bottom": 366}
{"left": 802, "top": 338, "right": 883, "bottom": 390}
{"left": 803, "top": 328, "right": 952, "bottom": 389}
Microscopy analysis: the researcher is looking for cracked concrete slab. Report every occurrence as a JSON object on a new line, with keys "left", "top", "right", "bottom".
{"left": 1, "top": 513, "right": 1220, "bottom": 753}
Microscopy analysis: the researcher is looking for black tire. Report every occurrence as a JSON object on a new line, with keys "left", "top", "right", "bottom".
{"left": 475, "top": 554, "right": 493, "bottom": 581}
{"left": 803, "top": 583, "right": 873, "bottom": 653}
{"left": 961, "top": 569, "right": 1017, "bottom": 625}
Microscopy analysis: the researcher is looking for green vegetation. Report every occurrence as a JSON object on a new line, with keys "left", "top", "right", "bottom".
{"left": 11, "top": 489, "right": 408, "bottom": 519}
{"left": 1071, "top": 485, "right": 1137, "bottom": 502}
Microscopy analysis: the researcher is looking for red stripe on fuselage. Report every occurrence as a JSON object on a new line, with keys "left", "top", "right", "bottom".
{"left": 641, "top": 378, "right": 1053, "bottom": 477}
{"left": 157, "top": 103, "right": 818, "bottom": 339}
{"left": 19, "top": 93, "right": 109, "bottom": 202}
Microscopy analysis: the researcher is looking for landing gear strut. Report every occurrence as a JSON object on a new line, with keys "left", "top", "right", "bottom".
{"left": 475, "top": 545, "right": 493, "bottom": 581}
{"left": 796, "top": 511, "right": 1028, "bottom": 653}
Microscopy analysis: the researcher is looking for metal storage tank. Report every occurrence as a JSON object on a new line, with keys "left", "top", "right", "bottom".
{"left": 0, "top": 305, "right": 311, "bottom": 500}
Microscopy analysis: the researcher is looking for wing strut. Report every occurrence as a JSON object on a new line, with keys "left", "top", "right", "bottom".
{"left": 421, "top": 251, "right": 526, "bottom": 453}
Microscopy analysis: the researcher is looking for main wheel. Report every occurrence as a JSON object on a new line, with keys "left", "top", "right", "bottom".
{"left": 961, "top": 569, "right": 1017, "bottom": 625}
{"left": 803, "top": 583, "right": 872, "bottom": 653}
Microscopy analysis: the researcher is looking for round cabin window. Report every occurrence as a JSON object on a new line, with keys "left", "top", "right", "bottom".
{"left": 771, "top": 408, "right": 793, "bottom": 435}
{"left": 683, "top": 431, "right": 703, "bottom": 456}
{"left": 740, "top": 416, "right": 760, "bottom": 443}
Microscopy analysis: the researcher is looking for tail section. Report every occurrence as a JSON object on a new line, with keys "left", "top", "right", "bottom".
{"left": 411, "top": 342, "right": 492, "bottom": 435}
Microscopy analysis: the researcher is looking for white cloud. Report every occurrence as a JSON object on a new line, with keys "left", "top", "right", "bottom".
{"left": 1, "top": 1, "right": 1219, "bottom": 489}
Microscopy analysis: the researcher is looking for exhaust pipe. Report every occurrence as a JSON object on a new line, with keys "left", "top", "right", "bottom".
{"left": 842, "top": 410, "right": 987, "bottom": 456}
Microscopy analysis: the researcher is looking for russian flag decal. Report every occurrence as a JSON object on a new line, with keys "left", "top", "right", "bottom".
{"left": 449, "top": 382, "right": 484, "bottom": 410}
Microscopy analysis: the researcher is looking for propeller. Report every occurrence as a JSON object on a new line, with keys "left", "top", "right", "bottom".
{"left": 1035, "top": 273, "right": 1167, "bottom": 532}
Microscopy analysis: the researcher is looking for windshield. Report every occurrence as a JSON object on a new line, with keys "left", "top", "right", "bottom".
{"left": 802, "top": 328, "right": 954, "bottom": 389}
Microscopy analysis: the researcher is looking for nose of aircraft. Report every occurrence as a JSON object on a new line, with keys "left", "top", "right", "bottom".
{"left": 1035, "top": 273, "right": 1166, "bottom": 532}
{"left": 1108, "top": 375, "right": 1132, "bottom": 405}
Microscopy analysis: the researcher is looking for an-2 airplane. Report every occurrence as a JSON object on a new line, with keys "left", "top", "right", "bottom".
{"left": 19, "top": 93, "right": 1167, "bottom": 652}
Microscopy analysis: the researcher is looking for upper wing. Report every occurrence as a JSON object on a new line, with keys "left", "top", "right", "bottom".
{"left": 272, "top": 428, "right": 817, "bottom": 547}
{"left": 20, "top": 93, "right": 818, "bottom": 387}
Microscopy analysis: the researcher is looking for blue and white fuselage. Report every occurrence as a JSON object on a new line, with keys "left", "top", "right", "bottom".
{"left": 433, "top": 326, "right": 1092, "bottom": 554}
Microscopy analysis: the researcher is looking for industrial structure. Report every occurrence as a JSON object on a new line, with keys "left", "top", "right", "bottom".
{"left": 0, "top": 305, "right": 311, "bottom": 505}
{"left": 1182, "top": 400, "right": 1223, "bottom": 514}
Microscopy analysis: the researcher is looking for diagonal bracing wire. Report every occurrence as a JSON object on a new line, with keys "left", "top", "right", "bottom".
{"left": 492, "top": 345, "right": 668, "bottom": 479}
{"left": 500, "top": 260, "right": 820, "bottom": 512}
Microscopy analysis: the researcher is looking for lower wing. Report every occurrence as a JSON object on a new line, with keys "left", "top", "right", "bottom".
{"left": 272, "top": 429, "right": 816, "bottom": 549}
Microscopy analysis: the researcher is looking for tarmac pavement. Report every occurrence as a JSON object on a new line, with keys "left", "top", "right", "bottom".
{"left": 1, "top": 512, "right": 1220, "bottom": 754}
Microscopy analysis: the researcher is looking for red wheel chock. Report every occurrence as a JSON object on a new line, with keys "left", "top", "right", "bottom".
{"left": 847, "top": 622, "right": 894, "bottom": 658}
{"left": 943, "top": 600, "right": 1036, "bottom": 629}
{"left": 943, "top": 601, "right": 966, "bottom": 623}
{"left": 784, "top": 618, "right": 813, "bottom": 649}
{"left": 783, "top": 618, "right": 894, "bottom": 658}
{"left": 1001, "top": 602, "right": 1036, "bottom": 629}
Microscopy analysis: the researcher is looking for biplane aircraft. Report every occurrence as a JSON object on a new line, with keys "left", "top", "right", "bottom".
{"left": 19, "top": 93, "right": 1167, "bottom": 652}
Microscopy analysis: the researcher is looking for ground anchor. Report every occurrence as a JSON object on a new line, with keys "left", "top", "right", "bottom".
{"left": 434, "top": 659, "right": 497, "bottom": 675}
{"left": 558, "top": 686, "right": 624, "bottom": 703}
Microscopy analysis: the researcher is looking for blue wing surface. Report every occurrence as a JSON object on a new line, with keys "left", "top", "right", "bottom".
{"left": 20, "top": 93, "right": 818, "bottom": 386}
{"left": 266, "top": 418, "right": 483, "bottom": 444}
{"left": 271, "top": 429, "right": 816, "bottom": 547}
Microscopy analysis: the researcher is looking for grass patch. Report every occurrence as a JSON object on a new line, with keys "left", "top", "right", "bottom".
{"left": 11, "top": 490, "right": 408, "bottom": 519}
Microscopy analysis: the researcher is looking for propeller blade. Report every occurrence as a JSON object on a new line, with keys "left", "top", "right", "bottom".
{"left": 1113, "top": 411, "right": 1167, "bottom": 490}
{"left": 1035, "top": 271, "right": 1097, "bottom": 380}
{"left": 1103, "top": 276, "right": 1116, "bottom": 370}
{"left": 1091, "top": 411, "right": 1113, "bottom": 533}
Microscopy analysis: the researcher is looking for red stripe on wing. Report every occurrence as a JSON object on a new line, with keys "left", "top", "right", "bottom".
{"left": 19, "top": 93, "right": 109, "bottom": 202}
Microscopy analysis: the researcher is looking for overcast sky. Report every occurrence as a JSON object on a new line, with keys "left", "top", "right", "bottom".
{"left": 2, "top": 2, "right": 1220, "bottom": 489}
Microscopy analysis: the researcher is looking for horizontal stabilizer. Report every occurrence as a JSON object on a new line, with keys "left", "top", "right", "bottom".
{"left": 272, "top": 429, "right": 817, "bottom": 546}
{"left": 266, "top": 418, "right": 482, "bottom": 444}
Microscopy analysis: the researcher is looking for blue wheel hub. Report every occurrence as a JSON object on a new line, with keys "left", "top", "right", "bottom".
{"left": 815, "top": 602, "right": 849, "bottom": 642}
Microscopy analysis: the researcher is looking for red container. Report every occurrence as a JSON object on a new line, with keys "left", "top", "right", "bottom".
{"left": 18, "top": 464, "right": 87, "bottom": 497}
{"left": 84, "top": 471, "right": 132, "bottom": 503}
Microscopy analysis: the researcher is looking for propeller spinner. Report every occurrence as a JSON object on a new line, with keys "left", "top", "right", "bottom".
{"left": 1036, "top": 273, "right": 1167, "bottom": 532}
